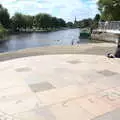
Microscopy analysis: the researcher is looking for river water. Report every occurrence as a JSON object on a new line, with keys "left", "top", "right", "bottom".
{"left": 0, "top": 28, "right": 90, "bottom": 53}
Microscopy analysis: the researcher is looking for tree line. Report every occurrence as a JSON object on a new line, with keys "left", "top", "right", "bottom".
{"left": 1, "top": 0, "right": 120, "bottom": 32}
{"left": 76, "top": 0, "right": 120, "bottom": 29}
{"left": 0, "top": 4, "right": 67, "bottom": 32}
{"left": 77, "top": 0, "right": 120, "bottom": 28}
{"left": 11, "top": 13, "right": 67, "bottom": 32}
{"left": 98, "top": 0, "right": 120, "bottom": 21}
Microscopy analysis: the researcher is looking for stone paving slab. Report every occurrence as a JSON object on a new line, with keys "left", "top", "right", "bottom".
{"left": 0, "top": 54, "right": 120, "bottom": 120}
{"left": 0, "top": 91, "right": 39, "bottom": 114}
{"left": 29, "top": 82, "right": 55, "bottom": 92}
{"left": 0, "top": 111, "right": 19, "bottom": 120}
{"left": 49, "top": 101, "right": 94, "bottom": 120}
{"left": 74, "top": 95, "right": 114, "bottom": 117}
{"left": 93, "top": 108, "right": 120, "bottom": 120}
{"left": 36, "top": 84, "right": 100, "bottom": 106}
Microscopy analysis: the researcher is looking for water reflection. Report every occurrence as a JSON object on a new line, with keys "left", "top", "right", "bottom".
{"left": 0, "top": 28, "right": 90, "bottom": 53}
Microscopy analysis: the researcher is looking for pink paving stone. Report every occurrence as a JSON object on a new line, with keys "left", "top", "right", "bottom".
{"left": 74, "top": 95, "right": 115, "bottom": 117}
{"left": 97, "top": 87, "right": 120, "bottom": 108}
{"left": 49, "top": 102, "right": 95, "bottom": 120}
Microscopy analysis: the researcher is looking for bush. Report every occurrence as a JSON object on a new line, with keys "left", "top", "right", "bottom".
{"left": 0, "top": 24, "right": 7, "bottom": 40}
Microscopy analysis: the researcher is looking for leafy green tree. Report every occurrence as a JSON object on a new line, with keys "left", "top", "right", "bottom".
{"left": 35, "top": 13, "right": 52, "bottom": 29}
{"left": 98, "top": 0, "right": 120, "bottom": 21}
{"left": 91, "top": 14, "right": 101, "bottom": 29}
{"left": 0, "top": 4, "right": 10, "bottom": 28}
{"left": 11, "top": 13, "right": 25, "bottom": 31}
{"left": 51, "top": 17, "right": 59, "bottom": 28}
{"left": 78, "top": 18, "right": 93, "bottom": 28}
{"left": 58, "top": 18, "right": 66, "bottom": 27}
{"left": 23, "top": 15, "right": 34, "bottom": 29}
{"left": 66, "top": 22, "right": 74, "bottom": 28}
{"left": 11, "top": 13, "right": 34, "bottom": 31}
{"left": 94, "top": 14, "right": 101, "bottom": 22}
{"left": 35, "top": 14, "right": 67, "bottom": 29}
{"left": 34, "top": 13, "right": 41, "bottom": 29}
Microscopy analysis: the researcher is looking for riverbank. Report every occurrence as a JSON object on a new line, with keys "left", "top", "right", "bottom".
{"left": 91, "top": 30, "right": 118, "bottom": 43}
{"left": 10, "top": 27, "right": 71, "bottom": 34}
{"left": 0, "top": 43, "right": 116, "bottom": 61}
{"left": 0, "top": 25, "right": 8, "bottom": 42}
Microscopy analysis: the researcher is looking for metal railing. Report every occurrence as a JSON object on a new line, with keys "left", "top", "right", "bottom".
{"left": 98, "top": 21, "right": 120, "bottom": 30}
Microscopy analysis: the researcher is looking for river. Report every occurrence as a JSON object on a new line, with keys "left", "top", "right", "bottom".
{"left": 0, "top": 28, "right": 90, "bottom": 53}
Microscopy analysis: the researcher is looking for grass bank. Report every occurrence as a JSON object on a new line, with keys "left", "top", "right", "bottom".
{"left": 0, "top": 25, "right": 8, "bottom": 41}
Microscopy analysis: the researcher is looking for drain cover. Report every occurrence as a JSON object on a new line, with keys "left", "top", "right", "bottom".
{"left": 29, "top": 82, "right": 55, "bottom": 92}
{"left": 67, "top": 60, "right": 81, "bottom": 64}
{"left": 15, "top": 67, "right": 32, "bottom": 72}
{"left": 98, "top": 70, "right": 119, "bottom": 76}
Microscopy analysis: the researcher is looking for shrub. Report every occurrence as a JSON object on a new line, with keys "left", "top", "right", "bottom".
{"left": 0, "top": 24, "right": 7, "bottom": 40}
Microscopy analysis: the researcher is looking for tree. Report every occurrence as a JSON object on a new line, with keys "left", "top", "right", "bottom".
{"left": 11, "top": 13, "right": 25, "bottom": 31}
{"left": 51, "top": 17, "right": 59, "bottom": 28}
{"left": 34, "top": 13, "right": 41, "bottom": 29}
{"left": 66, "top": 22, "right": 74, "bottom": 28}
{"left": 98, "top": 0, "right": 120, "bottom": 21}
{"left": 23, "top": 15, "right": 34, "bottom": 29}
{"left": 0, "top": 4, "right": 10, "bottom": 28}
{"left": 11, "top": 13, "right": 34, "bottom": 31}
{"left": 35, "top": 13, "right": 52, "bottom": 29}
{"left": 94, "top": 14, "right": 101, "bottom": 22}
{"left": 91, "top": 14, "right": 101, "bottom": 29}
{"left": 78, "top": 18, "right": 93, "bottom": 28}
{"left": 57, "top": 18, "right": 66, "bottom": 27}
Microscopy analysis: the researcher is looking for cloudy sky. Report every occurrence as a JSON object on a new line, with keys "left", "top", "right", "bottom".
{"left": 0, "top": 0, "right": 99, "bottom": 22}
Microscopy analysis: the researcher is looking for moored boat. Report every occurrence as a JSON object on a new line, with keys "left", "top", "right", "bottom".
{"left": 79, "top": 28, "right": 91, "bottom": 39}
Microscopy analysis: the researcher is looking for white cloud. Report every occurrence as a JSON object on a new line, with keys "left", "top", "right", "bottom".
{"left": 0, "top": 0, "right": 99, "bottom": 22}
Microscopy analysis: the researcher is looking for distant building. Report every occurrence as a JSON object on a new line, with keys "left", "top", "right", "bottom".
{"left": 74, "top": 16, "right": 77, "bottom": 24}
{"left": 74, "top": 17, "right": 79, "bottom": 28}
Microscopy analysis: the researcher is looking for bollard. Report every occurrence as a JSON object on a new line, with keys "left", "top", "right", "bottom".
{"left": 71, "top": 40, "right": 74, "bottom": 45}
{"left": 114, "top": 35, "right": 120, "bottom": 58}
{"left": 118, "top": 35, "right": 120, "bottom": 48}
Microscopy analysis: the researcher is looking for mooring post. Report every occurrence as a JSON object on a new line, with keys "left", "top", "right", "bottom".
{"left": 118, "top": 35, "right": 120, "bottom": 48}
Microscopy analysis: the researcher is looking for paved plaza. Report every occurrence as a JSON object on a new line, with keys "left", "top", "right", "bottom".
{"left": 0, "top": 52, "right": 120, "bottom": 120}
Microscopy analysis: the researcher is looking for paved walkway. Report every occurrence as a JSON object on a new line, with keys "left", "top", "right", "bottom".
{"left": 96, "top": 29, "right": 120, "bottom": 35}
{"left": 0, "top": 52, "right": 120, "bottom": 120}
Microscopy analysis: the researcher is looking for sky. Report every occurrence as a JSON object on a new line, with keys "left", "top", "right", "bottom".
{"left": 0, "top": 0, "right": 99, "bottom": 22}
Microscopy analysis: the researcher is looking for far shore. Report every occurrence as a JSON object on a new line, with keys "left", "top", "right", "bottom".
{"left": 0, "top": 27, "right": 79, "bottom": 42}
{"left": 9, "top": 27, "right": 77, "bottom": 34}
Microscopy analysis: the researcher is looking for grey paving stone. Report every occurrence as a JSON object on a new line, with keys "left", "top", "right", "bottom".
{"left": 15, "top": 67, "right": 32, "bottom": 72}
{"left": 97, "top": 70, "right": 119, "bottom": 76}
{"left": 29, "top": 82, "right": 55, "bottom": 92}
{"left": 67, "top": 60, "right": 81, "bottom": 64}
{"left": 92, "top": 108, "right": 120, "bottom": 120}
{"left": 14, "top": 105, "right": 56, "bottom": 120}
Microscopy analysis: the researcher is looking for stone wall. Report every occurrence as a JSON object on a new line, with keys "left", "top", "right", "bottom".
{"left": 91, "top": 32, "right": 118, "bottom": 43}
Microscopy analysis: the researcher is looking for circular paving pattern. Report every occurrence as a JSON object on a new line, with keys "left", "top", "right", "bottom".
{"left": 0, "top": 54, "right": 120, "bottom": 120}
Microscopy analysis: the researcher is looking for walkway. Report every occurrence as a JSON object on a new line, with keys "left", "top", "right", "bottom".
{"left": 98, "top": 21, "right": 120, "bottom": 35}
{"left": 0, "top": 43, "right": 120, "bottom": 120}
{"left": 95, "top": 29, "right": 120, "bottom": 35}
